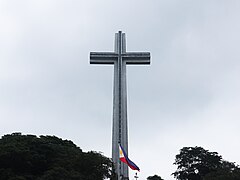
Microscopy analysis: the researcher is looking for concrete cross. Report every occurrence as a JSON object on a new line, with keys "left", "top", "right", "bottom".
{"left": 90, "top": 31, "right": 150, "bottom": 180}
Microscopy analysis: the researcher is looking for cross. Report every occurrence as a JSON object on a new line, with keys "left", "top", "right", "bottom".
{"left": 90, "top": 31, "right": 150, "bottom": 180}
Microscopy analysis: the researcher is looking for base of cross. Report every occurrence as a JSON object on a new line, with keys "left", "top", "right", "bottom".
{"left": 119, "top": 173, "right": 139, "bottom": 180}
{"left": 120, "top": 175, "right": 129, "bottom": 180}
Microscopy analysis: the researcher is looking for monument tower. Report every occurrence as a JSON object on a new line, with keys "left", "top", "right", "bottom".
{"left": 90, "top": 31, "right": 150, "bottom": 180}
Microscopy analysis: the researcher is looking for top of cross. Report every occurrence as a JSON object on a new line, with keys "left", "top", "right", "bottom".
{"left": 90, "top": 31, "right": 150, "bottom": 65}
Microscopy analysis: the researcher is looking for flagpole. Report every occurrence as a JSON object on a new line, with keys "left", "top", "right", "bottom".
{"left": 118, "top": 142, "right": 121, "bottom": 180}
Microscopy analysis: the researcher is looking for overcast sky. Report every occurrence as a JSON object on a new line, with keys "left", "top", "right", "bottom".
{"left": 1, "top": 1, "right": 240, "bottom": 179}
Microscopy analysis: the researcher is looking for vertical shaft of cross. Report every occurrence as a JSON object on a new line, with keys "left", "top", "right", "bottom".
{"left": 113, "top": 31, "right": 129, "bottom": 179}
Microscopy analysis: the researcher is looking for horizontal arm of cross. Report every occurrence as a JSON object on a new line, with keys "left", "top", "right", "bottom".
{"left": 90, "top": 52, "right": 117, "bottom": 64}
{"left": 90, "top": 52, "right": 150, "bottom": 65}
{"left": 123, "top": 52, "right": 150, "bottom": 64}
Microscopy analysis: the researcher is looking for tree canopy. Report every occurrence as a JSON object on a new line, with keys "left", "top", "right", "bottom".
{"left": 147, "top": 174, "right": 164, "bottom": 180}
{"left": 0, "top": 133, "right": 114, "bottom": 180}
{"left": 172, "top": 146, "right": 240, "bottom": 180}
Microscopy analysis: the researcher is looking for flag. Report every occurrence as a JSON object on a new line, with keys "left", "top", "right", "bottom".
{"left": 119, "top": 144, "right": 140, "bottom": 171}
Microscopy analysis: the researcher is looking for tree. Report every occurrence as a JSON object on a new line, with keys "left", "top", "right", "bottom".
{"left": 172, "top": 146, "right": 239, "bottom": 180}
{"left": 203, "top": 168, "right": 240, "bottom": 180}
{"left": 0, "top": 133, "right": 114, "bottom": 180}
{"left": 147, "top": 174, "right": 164, "bottom": 180}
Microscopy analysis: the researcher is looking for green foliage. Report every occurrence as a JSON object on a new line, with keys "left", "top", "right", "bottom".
{"left": 0, "top": 133, "right": 114, "bottom": 180}
{"left": 147, "top": 174, "right": 164, "bottom": 180}
{"left": 172, "top": 146, "right": 240, "bottom": 180}
{"left": 203, "top": 168, "right": 240, "bottom": 180}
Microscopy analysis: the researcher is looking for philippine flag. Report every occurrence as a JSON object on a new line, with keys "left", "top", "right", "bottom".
{"left": 119, "top": 144, "right": 140, "bottom": 171}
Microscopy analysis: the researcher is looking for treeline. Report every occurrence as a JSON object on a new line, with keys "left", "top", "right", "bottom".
{"left": 0, "top": 133, "right": 114, "bottom": 180}
{"left": 148, "top": 146, "right": 240, "bottom": 180}
{"left": 172, "top": 146, "right": 240, "bottom": 180}
{"left": 0, "top": 133, "right": 240, "bottom": 180}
